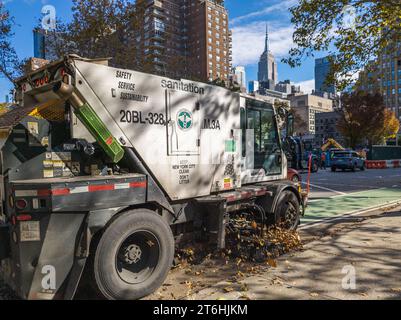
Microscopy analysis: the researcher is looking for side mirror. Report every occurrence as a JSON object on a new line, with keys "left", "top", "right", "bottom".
{"left": 276, "top": 153, "right": 283, "bottom": 166}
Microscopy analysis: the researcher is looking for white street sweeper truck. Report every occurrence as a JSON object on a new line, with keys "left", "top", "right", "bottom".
{"left": 0, "top": 55, "right": 306, "bottom": 300}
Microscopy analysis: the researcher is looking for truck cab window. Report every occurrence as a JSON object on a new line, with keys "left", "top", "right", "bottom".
{"left": 245, "top": 99, "right": 282, "bottom": 176}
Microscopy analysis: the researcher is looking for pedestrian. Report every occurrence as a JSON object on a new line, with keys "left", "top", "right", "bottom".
{"left": 321, "top": 152, "right": 327, "bottom": 170}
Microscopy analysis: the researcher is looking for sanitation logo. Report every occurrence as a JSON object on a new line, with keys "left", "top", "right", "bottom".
{"left": 177, "top": 109, "right": 193, "bottom": 131}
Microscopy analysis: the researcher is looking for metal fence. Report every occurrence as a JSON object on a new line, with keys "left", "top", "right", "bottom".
{"left": 367, "top": 146, "right": 401, "bottom": 160}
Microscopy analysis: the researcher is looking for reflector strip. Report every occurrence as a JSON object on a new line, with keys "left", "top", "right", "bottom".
{"left": 130, "top": 182, "right": 147, "bottom": 188}
{"left": 106, "top": 136, "right": 114, "bottom": 146}
{"left": 115, "top": 183, "right": 130, "bottom": 190}
{"left": 37, "top": 190, "right": 52, "bottom": 197}
{"left": 14, "top": 181, "right": 146, "bottom": 197}
{"left": 52, "top": 188, "right": 70, "bottom": 196}
{"left": 70, "top": 186, "right": 89, "bottom": 194}
{"left": 15, "top": 190, "right": 39, "bottom": 197}
{"left": 88, "top": 185, "right": 114, "bottom": 192}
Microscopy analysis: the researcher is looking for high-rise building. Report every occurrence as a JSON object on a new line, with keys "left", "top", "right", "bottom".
{"left": 33, "top": 28, "right": 59, "bottom": 61}
{"left": 315, "top": 56, "right": 336, "bottom": 95}
{"left": 357, "top": 40, "right": 401, "bottom": 120}
{"left": 232, "top": 66, "right": 246, "bottom": 91}
{"left": 258, "top": 25, "right": 278, "bottom": 85}
{"left": 275, "top": 80, "right": 292, "bottom": 95}
{"left": 248, "top": 80, "right": 259, "bottom": 94}
{"left": 135, "top": 0, "right": 232, "bottom": 83}
{"left": 289, "top": 94, "right": 334, "bottom": 135}
{"left": 315, "top": 112, "right": 345, "bottom": 147}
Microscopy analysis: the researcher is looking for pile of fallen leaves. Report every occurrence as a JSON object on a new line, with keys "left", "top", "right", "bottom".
{"left": 175, "top": 222, "right": 303, "bottom": 268}
{"left": 163, "top": 223, "right": 303, "bottom": 300}
{"left": 224, "top": 224, "right": 303, "bottom": 264}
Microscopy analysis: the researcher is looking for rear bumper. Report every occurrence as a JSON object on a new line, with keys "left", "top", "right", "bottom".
{"left": 332, "top": 163, "right": 352, "bottom": 169}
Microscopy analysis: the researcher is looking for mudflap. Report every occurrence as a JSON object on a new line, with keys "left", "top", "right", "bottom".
{"left": 0, "top": 224, "right": 10, "bottom": 261}
{"left": 27, "top": 213, "right": 86, "bottom": 300}
{"left": 195, "top": 198, "right": 227, "bottom": 250}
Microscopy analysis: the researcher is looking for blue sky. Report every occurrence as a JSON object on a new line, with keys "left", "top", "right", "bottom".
{"left": 0, "top": 0, "right": 321, "bottom": 101}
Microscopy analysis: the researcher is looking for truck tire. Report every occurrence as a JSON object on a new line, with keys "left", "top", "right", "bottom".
{"left": 331, "top": 166, "right": 336, "bottom": 172}
{"left": 273, "top": 191, "right": 300, "bottom": 230}
{"left": 93, "top": 209, "right": 174, "bottom": 300}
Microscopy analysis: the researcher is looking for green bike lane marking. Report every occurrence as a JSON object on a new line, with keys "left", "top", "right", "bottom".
{"left": 302, "top": 188, "right": 401, "bottom": 224}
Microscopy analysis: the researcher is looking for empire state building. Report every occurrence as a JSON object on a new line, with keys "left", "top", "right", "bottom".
{"left": 258, "top": 25, "right": 278, "bottom": 90}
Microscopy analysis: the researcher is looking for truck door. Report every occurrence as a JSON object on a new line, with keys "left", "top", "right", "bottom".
{"left": 166, "top": 90, "right": 200, "bottom": 156}
{"left": 241, "top": 99, "right": 283, "bottom": 178}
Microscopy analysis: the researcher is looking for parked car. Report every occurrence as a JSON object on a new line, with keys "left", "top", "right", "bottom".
{"left": 288, "top": 168, "right": 302, "bottom": 183}
{"left": 331, "top": 151, "right": 366, "bottom": 172}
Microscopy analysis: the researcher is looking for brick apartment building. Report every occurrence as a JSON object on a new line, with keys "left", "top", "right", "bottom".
{"left": 135, "top": 0, "right": 232, "bottom": 83}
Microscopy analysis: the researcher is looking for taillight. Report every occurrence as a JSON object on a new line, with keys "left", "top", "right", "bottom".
{"left": 16, "top": 199, "right": 28, "bottom": 210}
{"left": 16, "top": 215, "right": 32, "bottom": 222}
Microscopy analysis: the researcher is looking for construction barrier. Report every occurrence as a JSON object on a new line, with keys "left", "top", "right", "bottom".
{"left": 366, "top": 160, "right": 401, "bottom": 169}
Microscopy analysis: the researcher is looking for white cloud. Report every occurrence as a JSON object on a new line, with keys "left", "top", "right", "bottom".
{"left": 294, "top": 79, "right": 315, "bottom": 94}
{"left": 232, "top": 21, "right": 294, "bottom": 66}
{"left": 231, "top": 0, "right": 298, "bottom": 25}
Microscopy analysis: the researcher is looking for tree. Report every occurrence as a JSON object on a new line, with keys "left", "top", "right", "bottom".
{"left": 379, "top": 109, "right": 400, "bottom": 142}
{"left": 0, "top": 103, "right": 9, "bottom": 115}
{"left": 284, "top": 0, "right": 401, "bottom": 90}
{"left": 336, "top": 91, "right": 395, "bottom": 148}
{"left": 63, "top": 0, "right": 139, "bottom": 70}
{"left": 47, "top": 0, "right": 182, "bottom": 77}
{"left": 274, "top": 100, "right": 290, "bottom": 131}
{"left": 0, "top": 3, "right": 22, "bottom": 82}
{"left": 209, "top": 77, "right": 227, "bottom": 88}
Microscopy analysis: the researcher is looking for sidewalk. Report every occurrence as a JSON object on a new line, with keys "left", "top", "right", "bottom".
{"left": 188, "top": 207, "right": 401, "bottom": 300}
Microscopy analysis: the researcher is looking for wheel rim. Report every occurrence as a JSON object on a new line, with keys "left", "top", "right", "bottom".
{"left": 292, "top": 176, "right": 299, "bottom": 183}
{"left": 115, "top": 231, "right": 160, "bottom": 285}
{"left": 280, "top": 201, "right": 298, "bottom": 229}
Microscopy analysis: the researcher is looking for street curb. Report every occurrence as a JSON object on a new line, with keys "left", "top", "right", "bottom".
{"left": 300, "top": 199, "right": 401, "bottom": 230}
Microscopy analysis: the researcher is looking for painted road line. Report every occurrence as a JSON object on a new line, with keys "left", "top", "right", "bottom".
{"left": 301, "top": 199, "right": 401, "bottom": 230}
{"left": 310, "top": 182, "right": 379, "bottom": 189}
{"left": 302, "top": 187, "right": 401, "bottom": 224}
{"left": 302, "top": 182, "right": 347, "bottom": 195}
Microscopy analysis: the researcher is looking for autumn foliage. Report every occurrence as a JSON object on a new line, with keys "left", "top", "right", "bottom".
{"left": 337, "top": 91, "right": 400, "bottom": 148}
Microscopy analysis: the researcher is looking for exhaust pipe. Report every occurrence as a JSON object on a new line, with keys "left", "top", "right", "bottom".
{"left": 53, "top": 81, "right": 84, "bottom": 108}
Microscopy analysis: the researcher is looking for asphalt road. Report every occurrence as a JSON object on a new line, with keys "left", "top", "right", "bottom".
{"left": 301, "top": 168, "right": 401, "bottom": 225}
{"left": 302, "top": 167, "right": 401, "bottom": 198}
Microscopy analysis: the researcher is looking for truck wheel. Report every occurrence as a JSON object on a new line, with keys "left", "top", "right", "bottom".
{"left": 274, "top": 191, "right": 300, "bottom": 230}
{"left": 93, "top": 209, "right": 174, "bottom": 300}
{"left": 331, "top": 166, "right": 336, "bottom": 172}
